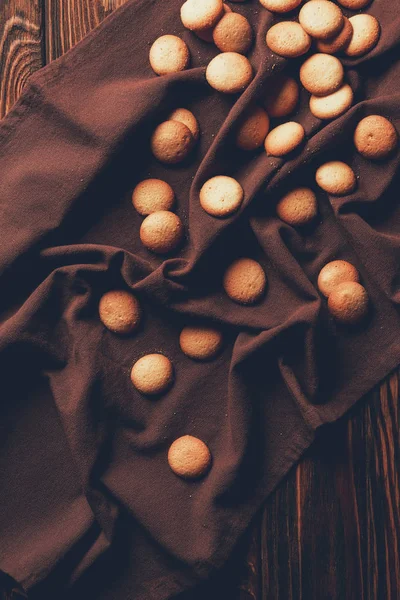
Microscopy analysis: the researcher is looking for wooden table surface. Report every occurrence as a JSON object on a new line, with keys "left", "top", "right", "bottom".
{"left": 0, "top": 2, "right": 399, "bottom": 599}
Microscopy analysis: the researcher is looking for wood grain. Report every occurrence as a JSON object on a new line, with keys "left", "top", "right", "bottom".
{"left": 0, "top": 0, "right": 42, "bottom": 118}
{"left": 1, "top": 1, "right": 399, "bottom": 599}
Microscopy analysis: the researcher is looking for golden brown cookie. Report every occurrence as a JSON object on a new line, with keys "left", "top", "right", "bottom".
{"left": 213, "top": 12, "right": 253, "bottom": 54}
{"left": 139, "top": 211, "right": 184, "bottom": 254}
{"left": 181, "top": 0, "right": 224, "bottom": 31}
{"left": 259, "top": 0, "right": 303, "bottom": 13}
{"left": 131, "top": 353, "right": 174, "bottom": 395}
{"left": 264, "top": 74, "right": 299, "bottom": 118}
{"left": 327, "top": 281, "right": 369, "bottom": 324}
{"left": 276, "top": 187, "right": 318, "bottom": 226}
{"left": 266, "top": 22, "right": 312, "bottom": 57}
{"left": 315, "top": 161, "right": 356, "bottom": 195}
{"left": 200, "top": 175, "right": 244, "bottom": 217}
{"left": 300, "top": 53, "right": 344, "bottom": 96}
{"left": 180, "top": 326, "right": 224, "bottom": 360}
{"left": 309, "top": 83, "right": 353, "bottom": 120}
{"left": 99, "top": 290, "right": 141, "bottom": 335}
{"left": 168, "top": 435, "right": 212, "bottom": 479}
{"left": 354, "top": 115, "right": 398, "bottom": 160}
{"left": 206, "top": 52, "right": 253, "bottom": 93}
{"left": 299, "top": 1, "right": 344, "bottom": 40}
{"left": 264, "top": 121, "right": 305, "bottom": 157}
{"left": 345, "top": 14, "right": 380, "bottom": 57}
{"left": 223, "top": 258, "right": 266, "bottom": 304}
{"left": 337, "top": 0, "right": 370, "bottom": 8}
{"left": 151, "top": 120, "right": 194, "bottom": 164}
{"left": 235, "top": 105, "right": 270, "bottom": 151}
{"left": 168, "top": 108, "right": 200, "bottom": 141}
{"left": 149, "top": 35, "right": 190, "bottom": 76}
{"left": 316, "top": 17, "right": 353, "bottom": 54}
{"left": 317, "top": 260, "right": 359, "bottom": 297}
{"left": 195, "top": 3, "right": 231, "bottom": 43}
{"left": 132, "top": 179, "right": 175, "bottom": 216}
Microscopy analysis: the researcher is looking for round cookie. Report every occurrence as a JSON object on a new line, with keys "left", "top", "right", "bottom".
{"left": 200, "top": 175, "right": 244, "bottom": 217}
{"left": 168, "top": 435, "right": 212, "bottom": 479}
{"left": 99, "top": 290, "right": 141, "bottom": 335}
{"left": 354, "top": 115, "right": 398, "bottom": 160}
{"left": 316, "top": 17, "right": 353, "bottom": 54}
{"left": 327, "top": 281, "right": 369, "bottom": 324}
{"left": 151, "top": 120, "right": 194, "bottom": 164}
{"left": 195, "top": 3, "right": 232, "bottom": 42}
{"left": 140, "top": 211, "right": 184, "bottom": 254}
{"left": 337, "top": 0, "right": 370, "bottom": 8}
{"left": 259, "top": 0, "right": 303, "bottom": 13}
{"left": 266, "top": 22, "right": 312, "bottom": 58}
{"left": 180, "top": 325, "right": 223, "bottom": 360}
{"left": 131, "top": 353, "right": 174, "bottom": 395}
{"left": 132, "top": 179, "right": 175, "bottom": 215}
{"left": 223, "top": 258, "right": 266, "bottom": 304}
{"left": 264, "top": 121, "right": 305, "bottom": 157}
{"left": 317, "top": 260, "right": 359, "bottom": 297}
{"left": 149, "top": 35, "right": 190, "bottom": 76}
{"left": 309, "top": 83, "right": 353, "bottom": 120}
{"left": 168, "top": 108, "right": 200, "bottom": 141}
{"left": 213, "top": 13, "right": 253, "bottom": 54}
{"left": 276, "top": 187, "right": 318, "bottom": 226}
{"left": 236, "top": 105, "right": 270, "bottom": 151}
{"left": 181, "top": 0, "right": 224, "bottom": 31}
{"left": 315, "top": 161, "right": 356, "bottom": 195}
{"left": 300, "top": 53, "right": 344, "bottom": 96}
{"left": 345, "top": 14, "right": 380, "bottom": 58}
{"left": 264, "top": 74, "right": 299, "bottom": 118}
{"left": 299, "top": 1, "right": 344, "bottom": 40}
{"left": 206, "top": 52, "right": 253, "bottom": 93}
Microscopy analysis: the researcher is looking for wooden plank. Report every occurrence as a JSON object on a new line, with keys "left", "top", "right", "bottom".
{"left": 44, "top": 0, "right": 129, "bottom": 63}
{"left": 257, "top": 370, "right": 400, "bottom": 600}
{"left": 0, "top": 0, "right": 43, "bottom": 117}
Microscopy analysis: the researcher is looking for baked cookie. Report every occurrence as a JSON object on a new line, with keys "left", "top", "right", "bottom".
{"left": 236, "top": 105, "right": 270, "bottom": 151}
{"left": 213, "top": 12, "right": 253, "bottom": 54}
{"left": 309, "top": 83, "right": 353, "bottom": 120}
{"left": 132, "top": 179, "right": 175, "bottom": 215}
{"left": 140, "top": 211, "right": 184, "bottom": 254}
{"left": 316, "top": 17, "right": 353, "bottom": 54}
{"left": 206, "top": 52, "right": 253, "bottom": 93}
{"left": 345, "top": 14, "right": 380, "bottom": 57}
{"left": 265, "top": 121, "right": 305, "bottom": 156}
{"left": 276, "top": 187, "right": 318, "bottom": 226}
{"left": 99, "top": 290, "right": 141, "bottom": 335}
{"left": 259, "top": 0, "right": 303, "bottom": 13}
{"left": 168, "top": 108, "right": 200, "bottom": 141}
{"left": 149, "top": 35, "right": 190, "bottom": 76}
{"left": 180, "top": 325, "right": 223, "bottom": 360}
{"left": 264, "top": 74, "right": 299, "bottom": 118}
{"left": 300, "top": 53, "right": 344, "bottom": 96}
{"left": 354, "top": 115, "right": 398, "bottom": 160}
{"left": 195, "top": 3, "right": 231, "bottom": 43}
{"left": 266, "top": 21, "right": 312, "bottom": 57}
{"left": 223, "top": 258, "right": 266, "bottom": 304}
{"left": 151, "top": 120, "right": 194, "bottom": 164}
{"left": 200, "top": 175, "right": 244, "bottom": 217}
{"left": 131, "top": 353, "right": 174, "bottom": 395}
{"left": 337, "top": 0, "right": 370, "bottom": 8}
{"left": 168, "top": 435, "right": 212, "bottom": 479}
{"left": 317, "top": 260, "right": 359, "bottom": 297}
{"left": 181, "top": 0, "right": 224, "bottom": 31}
{"left": 327, "top": 281, "right": 369, "bottom": 324}
{"left": 299, "top": 0, "right": 344, "bottom": 40}
{"left": 315, "top": 161, "right": 356, "bottom": 195}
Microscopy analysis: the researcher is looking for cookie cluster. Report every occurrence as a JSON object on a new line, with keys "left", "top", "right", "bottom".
{"left": 98, "top": 0, "right": 397, "bottom": 482}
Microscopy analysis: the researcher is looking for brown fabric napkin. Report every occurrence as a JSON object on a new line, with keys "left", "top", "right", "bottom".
{"left": 0, "top": 0, "right": 399, "bottom": 598}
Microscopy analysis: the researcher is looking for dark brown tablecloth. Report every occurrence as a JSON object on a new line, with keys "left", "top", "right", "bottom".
{"left": 0, "top": 0, "right": 399, "bottom": 598}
